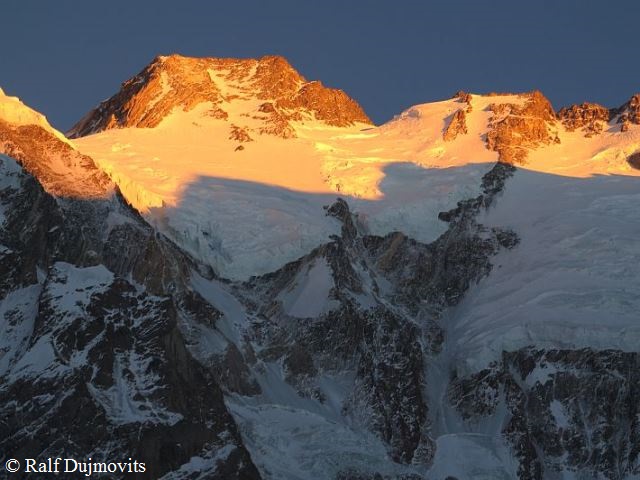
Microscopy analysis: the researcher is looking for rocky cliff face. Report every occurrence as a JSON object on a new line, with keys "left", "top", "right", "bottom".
{"left": 556, "top": 93, "right": 640, "bottom": 135}
{"left": 0, "top": 117, "right": 260, "bottom": 478}
{"left": 68, "top": 54, "right": 372, "bottom": 139}
{"left": 486, "top": 91, "right": 559, "bottom": 163}
{"left": 449, "top": 347, "right": 640, "bottom": 479}
{"left": 0, "top": 88, "right": 112, "bottom": 199}
{"left": 443, "top": 109, "right": 468, "bottom": 141}
{"left": 195, "top": 163, "right": 520, "bottom": 477}
{"left": 0, "top": 120, "right": 111, "bottom": 198}
{"left": 558, "top": 102, "right": 611, "bottom": 137}
{"left": 613, "top": 93, "right": 640, "bottom": 132}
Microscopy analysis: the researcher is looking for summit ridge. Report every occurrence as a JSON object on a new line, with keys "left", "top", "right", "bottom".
{"left": 68, "top": 54, "right": 372, "bottom": 139}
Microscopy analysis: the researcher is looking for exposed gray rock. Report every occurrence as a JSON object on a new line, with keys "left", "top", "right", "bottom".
{"left": 0, "top": 150, "right": 260, "bottom": 479}
{"left": 229, "top": 162, "right": 520, "bottom": 474}
{"left": 448, "top": 347, "right": 640, "bottom": 479}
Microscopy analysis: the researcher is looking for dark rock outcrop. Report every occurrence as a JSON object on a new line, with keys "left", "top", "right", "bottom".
{"left": 486, "top": 91, "right": 559, "bottom": 164}
{"left": 558, "top": 102, "right": 610, "bottom": 137}
{"left": 613, "top": 93, "right": 640, "bottom": 130}
{"left": 448, "top": 347, "right": 640, "bottom": 480}
{"left": 229, "top": 124, "right": 253, "bottom": 143}
{"left": 443, "top": 109, "right": 468, "bottom": 141}
{"left": 628, "top": 151, "right": 640, "bottom": 170}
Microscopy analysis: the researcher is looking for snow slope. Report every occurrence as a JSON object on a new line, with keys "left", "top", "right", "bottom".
{"left": 73, "top": 94, "right": 515, "bottom": 279}
{"left": 444, "top": 122, "right": 640, "bottom": 375}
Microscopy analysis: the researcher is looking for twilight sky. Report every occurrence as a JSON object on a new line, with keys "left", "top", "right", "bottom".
{"left": 1, "top": 0, "right": 638, "bottom": 129}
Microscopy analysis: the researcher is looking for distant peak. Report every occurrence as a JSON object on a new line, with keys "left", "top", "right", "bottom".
{"left": 68, "top": 54, "right": 371, "bottom": 138}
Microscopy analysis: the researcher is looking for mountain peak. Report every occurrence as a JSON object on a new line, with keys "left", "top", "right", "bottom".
{"left": 68, "top": 54, "right": 372, "bottom": 138}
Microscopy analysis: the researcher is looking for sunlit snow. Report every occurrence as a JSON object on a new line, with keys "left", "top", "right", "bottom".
{"left": 73, "top": 94, "right": 515, "bottom": 279}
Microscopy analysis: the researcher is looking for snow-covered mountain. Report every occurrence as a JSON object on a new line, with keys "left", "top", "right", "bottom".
{"left": 0, "top": 86, "right": 260, "bottom": 479}
{"left": 2, "top": 55, "right": 640, "bottom": 479}
{"left": 70, "top": 56, "right": 524, "bottom": 280}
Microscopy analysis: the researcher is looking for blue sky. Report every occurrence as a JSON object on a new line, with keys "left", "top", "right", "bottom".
{"left": 1, "top": 0, "right": 638, "bottom": 128}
